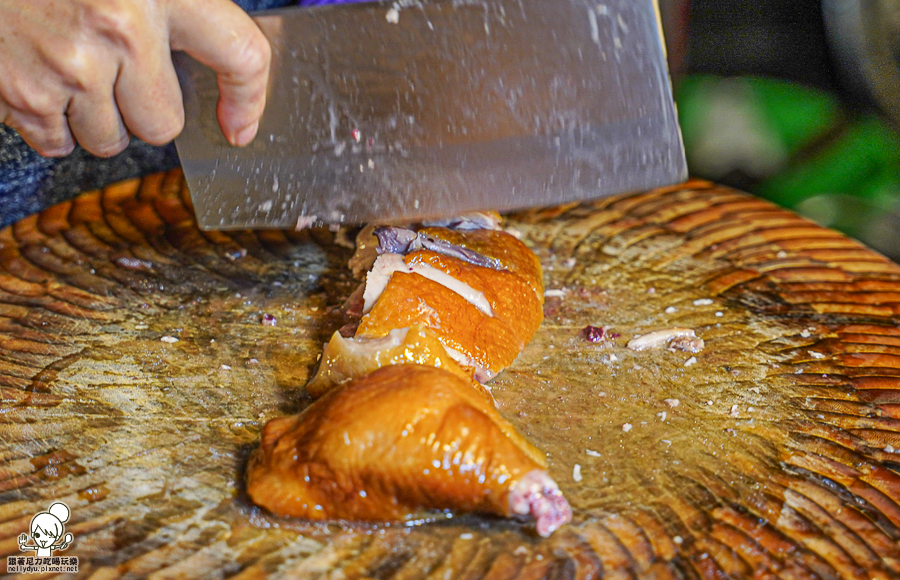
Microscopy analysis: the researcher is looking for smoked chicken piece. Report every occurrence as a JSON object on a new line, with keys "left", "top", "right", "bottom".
{"left": 355, "top": 272, "right": 525, "bottom": 380}
{"left": 307, "top": 325, "right": 479, "bottom": 398}
{"left": 416, "top": 227, "right": 545, "bottom": 298}
{"left": 354, "top": 236, "right": 545, "bottom": 381}
{"left": 404, "top": 250, "right": 543, "bottom": 343}
{"left": 362, "top": 253, "right": 494, "bottom": 316}
{"left": 372, "top": 226, "right": 543, "bottom": 298}
{"left": 250, "top": 218, "right": 571, "bottom": 536}
{"left": 247, "top": 365, "right": 571, "bottom": 536}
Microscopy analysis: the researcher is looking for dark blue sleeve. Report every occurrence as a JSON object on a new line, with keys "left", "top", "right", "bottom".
{"left": 0, "top": 128, "right": 185, "bottom": 229}
{"left": 0, "top": 0, "right": 367, "bottom": 229}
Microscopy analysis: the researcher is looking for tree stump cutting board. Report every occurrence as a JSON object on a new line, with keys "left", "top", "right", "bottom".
{"left": 3, "top": 170, "right": 900, "bottom": 579}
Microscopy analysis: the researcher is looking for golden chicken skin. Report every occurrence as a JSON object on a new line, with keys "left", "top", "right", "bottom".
{"left": 404, "top": 249, "right": 543, "bottom": 343}
{"left": 356, "top": 271, "right": 525, "bottom": 380}
{"left": 247, "top": 365, "right": 571, "bottom": 536}
{"left": 307, "top": 324, "right": 479, "bottom": 398}
{"left": 416, "top": 227, "right": 545, "bottom": 298}
{"left": 248, "top": 218, "right": 572, "bottom": 537}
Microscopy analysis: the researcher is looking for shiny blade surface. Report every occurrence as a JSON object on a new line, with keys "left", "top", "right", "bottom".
{"left": 174, "top": 0, "right": 686, "bottom": 230}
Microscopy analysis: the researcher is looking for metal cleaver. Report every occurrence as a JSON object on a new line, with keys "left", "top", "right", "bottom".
{"left": 174, "top": 0, "right": 686, "bottom": 231}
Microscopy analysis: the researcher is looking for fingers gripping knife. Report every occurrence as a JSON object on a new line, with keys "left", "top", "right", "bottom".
{"left": 174, "top": 0, "right": 686, "bottom": 230}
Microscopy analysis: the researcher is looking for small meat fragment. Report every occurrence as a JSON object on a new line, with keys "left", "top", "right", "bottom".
{"left": 627, "top": 328, "right": 704, "bottom": 352}
{"left": 349, "top": 225, "right": 381, "bottom": 278}
{"left": 247, "top": 365, "right": 570, "bottom": 536}
{"left": 507, "top": 471, "right": 571, "bottom": 537}
{"left": 583, "top": 325, "right": 620, "bottom": 343}
{"left": 669, "top": 335, "right": 705, "bottom": 353}
{"left": 584, "top": 325, "right": 605, "bottom": 343}
{"left": 295, "top": 216, "right": 317, "bottom": 230}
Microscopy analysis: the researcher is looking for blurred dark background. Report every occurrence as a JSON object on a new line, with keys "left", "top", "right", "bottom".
{"left": 662, "top": 0, "right": 900, "bottom": 260}
{"left": 685, "top": 0, "right": 839, "bottom": 92}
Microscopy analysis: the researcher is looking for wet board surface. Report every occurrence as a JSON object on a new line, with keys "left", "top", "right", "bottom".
{"left": 2, "top": 170, "right": 900, "bottom": 578}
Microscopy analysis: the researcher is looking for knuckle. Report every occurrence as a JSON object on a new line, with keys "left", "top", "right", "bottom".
{"left": 40, "top": 143, "right": 76, "bottom": 157}
{"left": 123, "top": 94, "right": 184, "bottom": 145}
{"left": 30, "top": 96, "right": 62, "bottom": 119}
{"left": 86, "top": 133, "right": 130, "bottom": 158}
{"left": 56, "top": 46, "right": 95, "bottom": 91}
{"left": 138, "top": 114, "right": 184, "bottom": 146}
{"left": 229, "top": 32, "right": 271, "bottom": 80}
{"left": 3, "top": 85, "right": 62, "bottom": 119}
{"left": 79, "top": 0, "right": 141, "bottom": 50}
{"left": 33, "top": 132, "right": 75, "bottom": 157}
{"left": 0, "top": 65, "right": 68, "bottom": 118}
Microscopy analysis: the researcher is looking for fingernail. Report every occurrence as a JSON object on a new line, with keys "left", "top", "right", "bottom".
{"left": 233, "top": 121, "right": 260, "bottom": 147}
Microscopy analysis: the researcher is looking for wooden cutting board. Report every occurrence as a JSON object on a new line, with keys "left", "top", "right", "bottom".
{"left": 2, "top": 170, "right": 900, "bottom": 578}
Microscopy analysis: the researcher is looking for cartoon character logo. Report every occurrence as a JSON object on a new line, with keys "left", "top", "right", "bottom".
{"left": 18, "top": 502, "right": 74, "bottom": 557}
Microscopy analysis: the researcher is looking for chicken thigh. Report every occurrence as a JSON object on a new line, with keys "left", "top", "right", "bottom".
{"left": 247, "top": 365, "right": 570, "bottom": 535}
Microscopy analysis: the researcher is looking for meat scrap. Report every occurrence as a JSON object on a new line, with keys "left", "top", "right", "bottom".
{"left": 584, "top": 325, "right": 605, "bottom": 342}
{"left": 248, "top": 218, "right": 571, "bottom": 536}
{"left": 583, "top": 325, "right": 620, "bottom": 344}
{"left": 669, "top": 335, "right": 704, "bottom": 353}
{"left": 627, "top": 327, "right": 704, "bottom": 352}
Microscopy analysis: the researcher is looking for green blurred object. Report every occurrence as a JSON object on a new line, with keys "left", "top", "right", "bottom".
{"left": 745, "top": 77, "right": 843, "bottom": 156}
{"left": 757, "top": 116, "right": 900, "bottom": 208}
{"left": 676, "top": 74, "right": 900, "bottom": 260}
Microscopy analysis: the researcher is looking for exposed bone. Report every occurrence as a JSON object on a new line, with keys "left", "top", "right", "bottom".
{"left": 374, "top": 227, "right": 502, "bottom": 270}
{"left": 507, "top": 470, "right": 572, "bottom": 537}
{"left": 415, "top": 232, "right": 503, "bottom": 270}
{"left": 374, "top": 226, "right": 419, "bottom": 255}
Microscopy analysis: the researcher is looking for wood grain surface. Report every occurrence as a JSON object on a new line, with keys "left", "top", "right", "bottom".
{"left": 3, "top": 170, "right": 900, "bottom": 579}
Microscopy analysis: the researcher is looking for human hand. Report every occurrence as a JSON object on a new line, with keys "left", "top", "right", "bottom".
{"left": 0, "top": 0, "right": 271, "bottom": 157}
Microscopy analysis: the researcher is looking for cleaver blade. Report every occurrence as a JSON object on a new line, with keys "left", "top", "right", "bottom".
{"left": 174, "top": 0, "right": 686, "bottom": 230}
